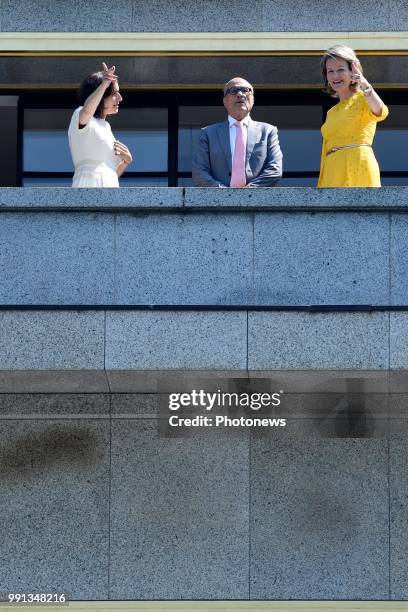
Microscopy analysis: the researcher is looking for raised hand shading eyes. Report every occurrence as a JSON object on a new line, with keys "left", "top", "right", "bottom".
{"left": 101, "top": 62, "right": 118, "bottom": 83}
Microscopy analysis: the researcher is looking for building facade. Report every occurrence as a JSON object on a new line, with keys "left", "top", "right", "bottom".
{"left": 1, "top": 1, "right": 408, "bottom": 188}
{"left": 1, "top": 2, "right": 408, "bottom": 605}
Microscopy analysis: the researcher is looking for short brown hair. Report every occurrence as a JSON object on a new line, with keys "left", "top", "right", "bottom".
{"left": 321, "top": 45, "right": 363, "bottom": 98}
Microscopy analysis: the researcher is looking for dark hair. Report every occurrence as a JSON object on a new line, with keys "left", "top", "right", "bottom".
{"left": 78, "top": 71, "right": 116, "bottom": 118}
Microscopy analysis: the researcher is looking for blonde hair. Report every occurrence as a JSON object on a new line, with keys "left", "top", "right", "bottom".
{"left": 321, "top": 45, "right": 364, "bottom": 98}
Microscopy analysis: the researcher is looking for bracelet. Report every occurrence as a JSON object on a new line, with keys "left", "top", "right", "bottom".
{"left": 363, "top": 85, "right": 373, "bottom": 96}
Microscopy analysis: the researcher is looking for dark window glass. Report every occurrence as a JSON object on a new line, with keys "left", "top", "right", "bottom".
{"left": 23, "top": 176, "right": 72, "bottom": 186}
{"left": 178, "top": 106, "right": 226, "bottom": 172}
{"left": 375, "top": 105, "right": 408, "bottom": 181}
{"left": 254, "top": 106, "right": 322, "bottom": 173}
{"left": 278, "top": 177, "right": 317, "bottom": 186}
{"left": 24, "top": 109, "right": 73, "bottom": 172}
{"left": 23, "top": 107, "right": 168, "bottom": 184}
{"left": 178, "top": 104, "right": 322, "bottom": 179}
{"left": 177, "top": 176, "right": 193, "bottom": 186}
{"left": 18, "top": 94, "right": 408, "bottom": 187}
{"left": 120, "top": 176, "right": 168, "bottom": 186}
{"left": 110, "top": 108, "right": 168, "bottom": 172}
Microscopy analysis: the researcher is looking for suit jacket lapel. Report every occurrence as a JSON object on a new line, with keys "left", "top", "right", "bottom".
{"left": 217, "top": 120, "right": 232, "bottom": 173}
{"left": 246, "top": 121, "right": 259, "bottom": 164}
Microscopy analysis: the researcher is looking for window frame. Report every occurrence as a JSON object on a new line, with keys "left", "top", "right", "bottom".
{"left": 17, "top": 88, "right": 408, "bottom": 187}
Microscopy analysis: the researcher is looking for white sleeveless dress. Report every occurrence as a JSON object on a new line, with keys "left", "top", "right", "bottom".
{"left": 68, "top": 106, "right": 120, "bottom": 187}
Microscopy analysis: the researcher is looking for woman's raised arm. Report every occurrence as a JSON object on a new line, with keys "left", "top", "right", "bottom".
{"left": 78, "top": 63, "right": 117, "bottom": 127}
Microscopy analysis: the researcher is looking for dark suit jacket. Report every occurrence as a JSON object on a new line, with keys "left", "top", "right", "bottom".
{"left": 192, "top": 118, "right": 283, "bottom": 187}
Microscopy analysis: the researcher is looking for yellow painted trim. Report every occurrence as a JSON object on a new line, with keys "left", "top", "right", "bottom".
{"left": 1, "top": 602, "right": 408, "bottom": 612}
{"left": 1, "top": 31, "right": 408, "bottom": 52}
{"left": 0, "top": 83, "right": 406, "bottom": 91}
{"left": 0, "top": 51, "right": 325, "bottom": 56}
{"left": 0, "top": 82, "right": 323, "bottom": 90}
{"left": 3, "top": 50, "right": 408, "bottom": 57}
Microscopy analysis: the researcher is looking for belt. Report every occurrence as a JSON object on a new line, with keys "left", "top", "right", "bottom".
{"left": 76, "top": 159, "right": 116, "bottom": 170}
{"left": 326, "top": 144, "right": 371, "bottom": 156}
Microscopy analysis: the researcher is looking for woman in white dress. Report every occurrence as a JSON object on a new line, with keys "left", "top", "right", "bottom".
{"left": 68, "top": 63, "right": 132, "bottom": 187}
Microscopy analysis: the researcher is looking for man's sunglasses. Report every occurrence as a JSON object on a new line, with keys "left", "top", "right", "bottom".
{"left": 224, "top": 86, "right": 253, "bottom": 95}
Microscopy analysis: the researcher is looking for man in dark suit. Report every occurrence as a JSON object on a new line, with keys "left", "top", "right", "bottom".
{"left": 192, "top": 77, "right": 283, "bottom": 187}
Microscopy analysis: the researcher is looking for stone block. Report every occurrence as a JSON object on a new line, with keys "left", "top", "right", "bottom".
{"left": 391, "top": 214, "right": 408, "bottom": 304}
{"left": 0, "top": 394, "right": 109, "bottom": 419}
{"left": 254, "top": 212, "right": 389, "bottom": 304}
{"left": 114, "top": 212, "right": 252, "bottom": 304}
{"left": 106, "top": 369, "right": 249, "bottom": 393}
{"left": 131, "top": 0, "right": 263, "bottom": 31}
{"left": 0, "top": 420, "right": 110, "bottom": 599}
{"left": 0, "top": 370, "right": 110, "bottom": 393}
{"left": 109, "top": 419, "right": 249, "bottom": 599}
{"left": 248, "top": 312, "right": 389, "bottom": 369}
{"left": 0, "top": 213, "right": 114, "bottom": 304}
{"left": 106, "top": 311, "right": 247, "bottom": 369}
{"left": 277, "top": 392, "right": 388, "bottom": 438}
{"left": 261, "top": 0, "right": 394, "bottom": 31}
{"left": 0, "top": 311, "right": 105, "bottom": 369}
{"left": 249, "top": 369, "right": 390, "bottom": 394}
{"left": 390, "top": 415, "right": 408, "bottom": 599}
{"left": 391, "top": 313, "right": 408, "bottom": 369}
{"left": 390, "top": 371, "right": 408, "bottom": 394}
{"left": 111, "top": 393, "right": 160, "bottom": 418}
{"left": 380, "top": 0, "right": 408, "bottom": 31}
{"left": 0, "top": 187, "right": 183, "bottom": 210}
{"left": 2, "top": 0, "right": 132, "bottom": 31}
{"left": 250, "top": 420, "right": 389, "bottom": 599}
{"left": 184, "top": 186, "right": 402, "bottom": 210}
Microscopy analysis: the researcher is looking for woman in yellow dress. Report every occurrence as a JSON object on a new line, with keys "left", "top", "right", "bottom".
{"left": 318, "top": 45, "right": 388, "bottom": 187}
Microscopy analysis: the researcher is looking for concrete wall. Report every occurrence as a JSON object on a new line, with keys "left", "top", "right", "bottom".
{"left": 0, "top": 309, "right": 406, "bottom": 371}
{"left": 0, "top": 186, "right": 408, "bottom": 371}
{"left": 0, "top": 0, "right": 405, "bottom": 32}
{"left": 1, "top": 186, "right": 407, "bottom": 308}
{"left": 1, "top": 381, "right": 408, "bottom": 601}
{"left": 1, "top": 186, "right": 408, "bottom": 371}
{"left": 2, "top": 187, "right": 408, "bottom": 602}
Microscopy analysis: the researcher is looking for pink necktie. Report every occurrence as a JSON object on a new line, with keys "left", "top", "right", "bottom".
{"left": 230, "top": 121, "right": 246, "bottom": 187}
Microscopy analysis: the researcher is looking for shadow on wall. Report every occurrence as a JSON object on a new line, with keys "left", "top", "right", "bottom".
{"left": 0, "top": 425, "right": 99, "bottom": 481}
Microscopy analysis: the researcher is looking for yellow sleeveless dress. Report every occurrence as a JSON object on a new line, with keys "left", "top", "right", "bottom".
{"left": 318, "top": 91, "right": 388, "bottom": 187}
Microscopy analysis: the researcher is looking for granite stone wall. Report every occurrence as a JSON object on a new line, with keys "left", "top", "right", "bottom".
{"left": 0, "top": 187, "right": 408, "bottom": 371}
{"left": 0, "top": 186, "right": 408, "bottom": 308}
{"left": 1, "top": 379, "right": 407, "bottom": 600}
{"left": 0, "top": 0, "right": 405, "bottom": 33}
{"left": 1, "top": 187, "right": 408, "bottom": 601}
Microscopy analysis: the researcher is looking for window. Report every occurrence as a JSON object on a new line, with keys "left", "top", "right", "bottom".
{"left": 24, "top": 109, "right": 73, "bottom": 185}
{"left": 252, "top": 105, "right": 322, "bottom": 186}
{"left": 18, "top": 90, "right": 408, "bottom": 187}
{"left": 374, "top": 105, "right": 408, "bottom": 185}
{"left": 178, "top": 103, "right": 322, "bottom": 186}
{"left": 23, "top": 106, "right": 168, "bottom": 186}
